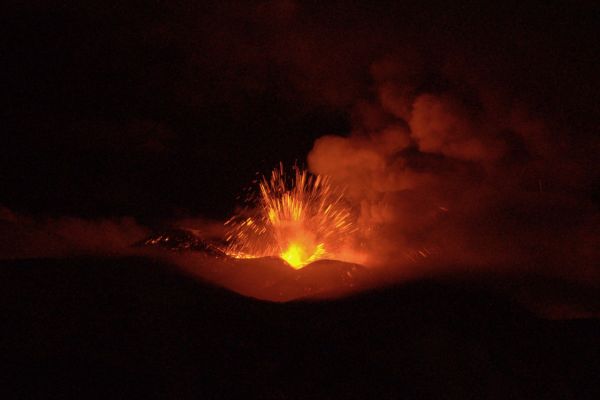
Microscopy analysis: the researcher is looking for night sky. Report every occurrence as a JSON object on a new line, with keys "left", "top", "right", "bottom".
{"left": 3, "top": 1, "right": 597, "bottom": 222}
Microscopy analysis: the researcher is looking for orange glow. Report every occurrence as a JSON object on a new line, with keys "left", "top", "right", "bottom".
{"left": 281, "top": 242, "right": 325, "bottom": 269}
{"left": 224, "top": 164, "right": 356, "bottom": 268}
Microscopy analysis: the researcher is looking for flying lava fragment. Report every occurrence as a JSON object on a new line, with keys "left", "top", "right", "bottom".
{"left": 224, "top": 164, "right": 358, "bottom": 269}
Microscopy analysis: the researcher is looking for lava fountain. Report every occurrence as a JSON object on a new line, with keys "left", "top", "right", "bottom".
{"left": 224, "top": 165, "right": 359, "bottom": 269}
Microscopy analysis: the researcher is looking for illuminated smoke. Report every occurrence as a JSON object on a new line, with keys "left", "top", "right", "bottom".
{"left": 307, "top": 55, "right": 599, "bottom": 281}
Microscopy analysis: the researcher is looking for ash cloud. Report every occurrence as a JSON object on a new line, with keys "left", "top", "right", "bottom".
{"left": 308, "top": 50, "right": 599, "bottom": 283}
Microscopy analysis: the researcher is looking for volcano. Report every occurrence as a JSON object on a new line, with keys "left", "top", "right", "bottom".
{"left": 137, "top": 228, "right": 372, "bottom": 301}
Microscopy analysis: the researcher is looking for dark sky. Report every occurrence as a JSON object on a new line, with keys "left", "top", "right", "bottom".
{"left": 2, "top": 0, "right": 598, "bottom": 222}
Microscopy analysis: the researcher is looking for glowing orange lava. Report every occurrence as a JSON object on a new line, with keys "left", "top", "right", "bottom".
{"left": 224, "top": 165, "right": 356, "bottom": 269}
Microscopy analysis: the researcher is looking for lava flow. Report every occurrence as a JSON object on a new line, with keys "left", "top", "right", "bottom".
{"left": 224, "top": 165, "right": 358, "bottom": 269}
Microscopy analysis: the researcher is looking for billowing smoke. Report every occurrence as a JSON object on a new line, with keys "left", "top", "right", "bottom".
{"left": 308, "top": 54, "right": 599, "bottom": 283}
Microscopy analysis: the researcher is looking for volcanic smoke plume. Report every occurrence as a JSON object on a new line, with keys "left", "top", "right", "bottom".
{"left": 306, "top": 57, "right": 599, "bottom": 283}
{"left": 218, "top": 52, "right": 599, "bottom": 288}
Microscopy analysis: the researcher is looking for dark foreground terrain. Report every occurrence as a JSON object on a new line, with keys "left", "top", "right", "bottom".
{"left": 1, "top": 257, "right": 599, "bottom": 399}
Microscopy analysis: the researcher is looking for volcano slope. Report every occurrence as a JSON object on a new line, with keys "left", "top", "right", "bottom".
{"left": 1, "top": 256, "right": 599, "bottom": 399}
